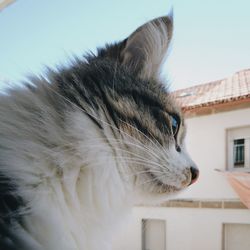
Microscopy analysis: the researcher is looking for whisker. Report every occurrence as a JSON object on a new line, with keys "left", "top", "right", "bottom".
{"left": 45, "top": 84, "right": 165, "bottom": 160}
{"left": 118, "top": 119, "right": 163, "bottom": 151}
{"left": 44, "top": 84, "right": 143, "bottom": 145}
{"left": 137, "top": 173, "right": 171, "bottom": 187}
{"left": 33, "top": 85, "right": 169, "bottom": 172}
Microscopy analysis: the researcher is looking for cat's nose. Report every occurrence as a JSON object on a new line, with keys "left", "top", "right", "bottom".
{"left": 189, "top": 167, "right": 199, "bottom": 185}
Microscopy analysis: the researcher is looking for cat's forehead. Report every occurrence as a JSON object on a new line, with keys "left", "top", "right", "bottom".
{"left": 152, "top": 86, "right": 182, "bottom": 118}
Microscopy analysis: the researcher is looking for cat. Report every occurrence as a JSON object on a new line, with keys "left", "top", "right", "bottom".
{"left": 0, "top": 14, "right": 199, "bottom": 250}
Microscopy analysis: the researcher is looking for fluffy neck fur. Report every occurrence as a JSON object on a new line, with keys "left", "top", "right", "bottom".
{"left": 0, "top": 97, "right": 134, "bottom": 249}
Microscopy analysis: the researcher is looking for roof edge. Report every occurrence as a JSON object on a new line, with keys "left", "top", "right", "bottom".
{"left": 182, "top": 94, "right": 250, "bottom": 111}
{"left": 0, "top": 0, "right": 15, "bottom": 11}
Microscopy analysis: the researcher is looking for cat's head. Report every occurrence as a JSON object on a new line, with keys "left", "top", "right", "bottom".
{"left": 88, "top": 15, "right": 199, "bottom": 201}
{"left": 62, "top": 15, "right": 199, "bottom": 202}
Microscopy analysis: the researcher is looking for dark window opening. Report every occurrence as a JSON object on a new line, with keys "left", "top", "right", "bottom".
{"left": 233, "top": 139, "right": 245, "bottom": 167}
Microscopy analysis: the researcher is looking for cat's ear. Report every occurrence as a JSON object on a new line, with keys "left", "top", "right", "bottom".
{"left": 121, "top": 15, "right": 173, "bottom": 80}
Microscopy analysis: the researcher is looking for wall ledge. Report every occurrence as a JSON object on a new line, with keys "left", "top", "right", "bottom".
{"left": 138, "top": 199, "right": 248, "bottom": 209}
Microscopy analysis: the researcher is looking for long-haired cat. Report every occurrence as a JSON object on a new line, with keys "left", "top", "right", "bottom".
{"left": 0, "top": 14, "right": 199, "bottom": 250}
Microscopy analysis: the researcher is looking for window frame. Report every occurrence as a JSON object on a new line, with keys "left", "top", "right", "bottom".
{"left": 233, "top": 138, "right": 245, "bottom": 167}
{"left": 227, "top": 126, "right": 250, "bottom": 171}
{"left": 141, "top": 219, "right": 166, "bottom": 250}
{"left": 222, "top": 223, "right": 250, "bottom": 250}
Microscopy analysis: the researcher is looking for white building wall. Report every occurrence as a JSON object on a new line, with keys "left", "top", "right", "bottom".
{"left": 177, "top": 107, "right": 250, "bottom": 200}
{"left": 113, "top": 207, "right": 250, "bottom": 250}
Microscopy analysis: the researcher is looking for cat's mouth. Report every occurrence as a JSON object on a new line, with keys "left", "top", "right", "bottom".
{"left": 146, "top": 170, "right": 181, "bottom": 194}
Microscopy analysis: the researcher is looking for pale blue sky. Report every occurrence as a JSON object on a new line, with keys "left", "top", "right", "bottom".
{"left": 0, "top": 0, "right": 249, "bottom": 90}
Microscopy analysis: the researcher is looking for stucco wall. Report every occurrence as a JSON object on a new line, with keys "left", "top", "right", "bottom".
{"left": 176, "top": 107, "right": 250, "bottom": 200}
{"left": 112, "top": 206, "right": 250, "bottom": 250}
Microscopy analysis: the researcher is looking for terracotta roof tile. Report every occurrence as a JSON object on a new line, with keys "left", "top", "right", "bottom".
{"left": 172, "top": 69, "right": 250, "bottom": 110}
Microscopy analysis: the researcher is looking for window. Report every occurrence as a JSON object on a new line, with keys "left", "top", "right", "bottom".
{"left": 223, "top": 223, "right": 250, "bottom": 250}
{"left": 233, "top": 139, "right": 245, "bottom": 167}
{"left": 227, "top": 127, "right": 250, "bottom": 170}
{"left": 142, "top": 219, "right": 166, "bottom": 250}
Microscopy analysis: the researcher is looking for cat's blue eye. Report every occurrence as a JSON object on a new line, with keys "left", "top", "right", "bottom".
{"left": 171, "top": 115, "right": 179, "bottom": 136}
